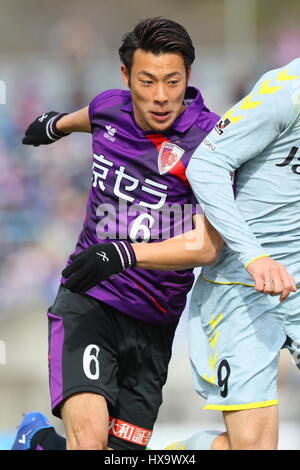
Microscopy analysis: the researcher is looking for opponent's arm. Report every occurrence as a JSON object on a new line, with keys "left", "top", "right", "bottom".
{"left": 22, "top": 107, "right": 91, "bottom": 146}
{"left": 186, "top": 69, "right": 298, "bottom": 301}
{"left": 62, "top": 215, "right": 224, "bottom": 294}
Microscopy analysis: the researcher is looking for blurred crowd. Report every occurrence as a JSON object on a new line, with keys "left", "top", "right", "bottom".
{"left": 0, "top": 82, "right": 92, "bottom": 316}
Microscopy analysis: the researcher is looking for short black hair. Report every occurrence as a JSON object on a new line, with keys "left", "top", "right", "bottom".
{"left": 119, "top": 17, "right": 195, "bottom": 75}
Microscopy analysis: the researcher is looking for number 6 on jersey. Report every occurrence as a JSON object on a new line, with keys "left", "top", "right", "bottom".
{"left": 83, "top": 344, "right": 100, "bottom": 380}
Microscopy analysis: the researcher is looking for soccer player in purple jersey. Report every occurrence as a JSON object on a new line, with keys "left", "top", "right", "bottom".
{"left": 13, "top": 18, "right": 223, "bottom": 450}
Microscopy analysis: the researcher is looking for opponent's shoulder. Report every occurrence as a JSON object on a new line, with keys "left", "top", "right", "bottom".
{"left": 251, "top": 58, "right": 300, "bottom": 101}
{"left": 89, "top": 89, "right": 131, "bottom": 115}
{"left": 215, "top": 59, "right": 300, "bottom": 136}
{"left": 261, "top": 58, "right": 300, "bottom": 81}
{"left": 287, "top": 57, "right": 300, "bottom": 74}
{"left": 251, "top": 59, "right": 300, "bottom": 129}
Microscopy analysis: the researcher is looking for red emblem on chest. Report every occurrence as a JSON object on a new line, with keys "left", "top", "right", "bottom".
{"left": 158, "top": 142, "right": 185, "bottom": 175}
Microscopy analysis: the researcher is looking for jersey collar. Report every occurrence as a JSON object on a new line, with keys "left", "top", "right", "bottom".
{"left": 121, "top": 86, "right": 205, "bottom": 134}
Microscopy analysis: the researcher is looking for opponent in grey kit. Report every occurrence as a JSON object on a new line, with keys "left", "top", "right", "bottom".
{"left": 166, "top": 59, "right": 299, "bottom": 450}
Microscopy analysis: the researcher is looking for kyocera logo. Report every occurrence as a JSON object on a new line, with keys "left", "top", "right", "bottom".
{"left": 0, "top": 81, "right": 6, "bottom": 104}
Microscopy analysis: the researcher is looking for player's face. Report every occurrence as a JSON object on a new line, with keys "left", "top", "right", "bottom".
{"left": 121, "top": 49, "right": 190, "bottom": 132}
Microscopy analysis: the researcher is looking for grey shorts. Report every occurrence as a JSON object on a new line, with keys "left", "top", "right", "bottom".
{"left": 189, "top": 276, "right": 300, "bottom": 411}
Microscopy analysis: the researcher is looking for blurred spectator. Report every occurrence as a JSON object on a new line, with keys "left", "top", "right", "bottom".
{"left": 0, "top": 77, "right": 91, "bottom": 316}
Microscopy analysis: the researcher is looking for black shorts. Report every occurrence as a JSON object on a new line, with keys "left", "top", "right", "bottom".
{"left": 48, "top": 285, "right": 178, "bottom": 450}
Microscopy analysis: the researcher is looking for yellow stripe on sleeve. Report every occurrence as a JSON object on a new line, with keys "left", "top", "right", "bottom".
{"left": 244, "top": 255, "right": 270, "bottom": 269}
{"left": 200, "top": 274, "right": 255, "bottom": 287}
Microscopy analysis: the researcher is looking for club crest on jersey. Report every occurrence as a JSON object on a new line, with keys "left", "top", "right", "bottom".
{"left": 158, "top": 142, "right": 185, "bottom": 175}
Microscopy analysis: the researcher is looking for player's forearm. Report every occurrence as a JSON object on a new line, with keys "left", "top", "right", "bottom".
{"left": 56, "top": 107, "right": 91, "bottom": 134}
{"left": 133, "top": 227, "right": 223, "bottom": 271}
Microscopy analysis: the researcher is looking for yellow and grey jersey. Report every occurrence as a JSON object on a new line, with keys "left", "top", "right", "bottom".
{"left": 187, "top": 58, "right": 300, "bottom": 285}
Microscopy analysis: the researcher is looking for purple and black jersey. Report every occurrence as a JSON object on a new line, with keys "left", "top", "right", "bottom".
{"left": 61, "top": 87, "right": 219, "bottom": 324}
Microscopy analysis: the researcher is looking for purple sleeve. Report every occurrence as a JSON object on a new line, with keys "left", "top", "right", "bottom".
{"left": 88, "top": 95, "right": 100, "bottom": 126}
{"left": 88, "top": 90, "right": 120, "bottom": 132}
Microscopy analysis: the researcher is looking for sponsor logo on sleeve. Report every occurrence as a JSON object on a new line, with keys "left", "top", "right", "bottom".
{"left": 213, "top": 118, "right": 231, "bottom": 137}
{"left": 202, "top": 138, "right": 217, "bottom": 152}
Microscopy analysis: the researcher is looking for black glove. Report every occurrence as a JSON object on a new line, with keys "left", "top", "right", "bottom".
{"left": 22, "top": 111, "right": 69, "bottom": 146}
{"left": 62, "top": 241, "right": 137, "bottom": 293}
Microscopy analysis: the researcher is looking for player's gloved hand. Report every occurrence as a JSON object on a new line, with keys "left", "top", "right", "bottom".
{"left": 22, "top": 111, "right": 69, "bottom": 146}
{"left": 62, "top": 241, "right": 137, "bottom": 293}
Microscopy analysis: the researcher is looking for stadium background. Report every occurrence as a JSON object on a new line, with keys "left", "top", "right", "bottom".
{"left": 1, "top": 0, "right": 300, "bottom": 449}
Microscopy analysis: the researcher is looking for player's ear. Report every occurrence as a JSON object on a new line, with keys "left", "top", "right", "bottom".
{"left": 121, "top": 64, "right": 130, "bottom": 89}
